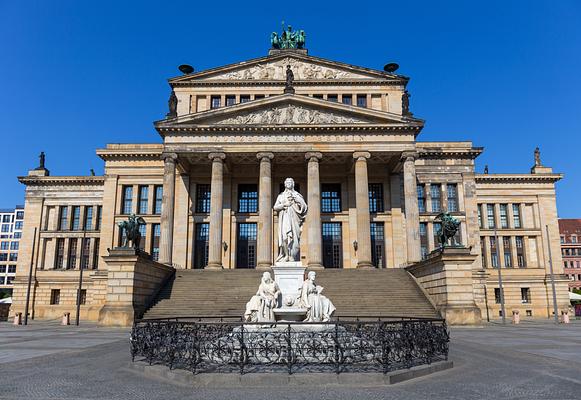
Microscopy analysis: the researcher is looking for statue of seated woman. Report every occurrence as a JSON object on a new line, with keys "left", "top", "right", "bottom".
{"left": 298, "top": 271, "right": 336, "bottom": 322}
{"left": 244, "top": 272, "right": 281, "bottom": 323}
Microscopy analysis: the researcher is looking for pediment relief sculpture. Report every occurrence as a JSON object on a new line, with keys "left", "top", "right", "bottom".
{"left": 201, "top": 57, "right": 374, "bottom": 81}
{"left": 212, "top": 104, "right": 373, "bottom": 125}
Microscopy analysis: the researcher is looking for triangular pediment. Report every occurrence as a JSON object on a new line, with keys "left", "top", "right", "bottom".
{"left": 170, "top": 52, "right": 404, "bottom": 83}
{"left": 156, "top": 94, "right": 423, "bottom": 129}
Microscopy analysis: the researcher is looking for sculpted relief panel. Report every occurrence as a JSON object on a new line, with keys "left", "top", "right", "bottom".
{"left": 203, "top": 58, "right": 371, "bottom": 81}
{"left": 213, "top": 104, "right": 372, "bottom": 125}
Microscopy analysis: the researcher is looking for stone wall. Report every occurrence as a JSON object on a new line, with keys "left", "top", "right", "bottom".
{"left": 98, "top": 249, "right": 174, "bottom": 326}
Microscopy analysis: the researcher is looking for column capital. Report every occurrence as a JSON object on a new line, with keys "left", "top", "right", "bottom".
{"left": 353, "top": 151, "right": 371, "bottom": 161}
{"left": 305, "top": 152, "right": 323, "bottom": 162}
{"left": 208, "top": 152, "right": 226, "bottom": 162}
{"left": 161, "top": 152, "right": 178, "bottom": 163}
{"left": 401, "top": 151, "right": 418, "bottom": 163}
{"left": 256, "top": 152, "right": 274, "bottom": 162}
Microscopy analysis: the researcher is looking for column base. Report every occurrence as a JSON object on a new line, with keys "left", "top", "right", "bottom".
{"left": 256, "top": 263, "right": 273, "bottom": 270}
{"left": 205, "top": 263, "right": 223, "bottom": 270}
{"left": 356, "top": 261, "right": 375, "bottom": 269}
{"left": 307, "top": 263, "right": 324, "bottom": 270}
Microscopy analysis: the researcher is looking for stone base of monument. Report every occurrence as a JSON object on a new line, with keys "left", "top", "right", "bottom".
{"left": 128, "top": 360, "right": 454, "bottom": 387}
{"left": 271, "top": 261, "right": 307, "bottom": 321}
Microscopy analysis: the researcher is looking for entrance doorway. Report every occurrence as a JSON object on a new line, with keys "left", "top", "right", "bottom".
{"left": 194, "top": 223, "right": 209, "bottom": 269}
{"left": 237, "top": 223, "right": 257, "bottom": 268}
{"left": 322, "top": 222, "right": 343, "bottom": 268}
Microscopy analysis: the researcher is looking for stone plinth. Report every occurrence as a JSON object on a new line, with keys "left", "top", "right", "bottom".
{"left": 98, "top": 248, "right": 174, "bottom": 326}
{"left": 406, "top": 247, "right": 481, "bottom": 325}
{"left": 273, "top": 308, "right": 307, "bottom": 322}
{"left": 271, "top": 261, "right": 305, "bottom": 309}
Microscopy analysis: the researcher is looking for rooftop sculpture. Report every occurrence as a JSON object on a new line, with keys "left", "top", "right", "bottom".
{"left": 271, "top": 23, "right": 306, "bottom": 49}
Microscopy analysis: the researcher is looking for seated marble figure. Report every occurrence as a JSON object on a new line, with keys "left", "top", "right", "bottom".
{"left": 298, "top": 271, "right": 336, "bottom": 322}
{"left": 244, "top": 272, "right": 281, "bottom": 323}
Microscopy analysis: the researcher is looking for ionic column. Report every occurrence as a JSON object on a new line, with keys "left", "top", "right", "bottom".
{"left": 257, "top": 152, "right": 274, "bottom": 269}
{"left": 159, "top": 153, "right": 177, "bottom": 265}
{"left": 353, "top": 152, "right": 373, "bottom": 268}
{"left": 402, "top": 152, "right": 421, "bottom": 263}
{"left": 206, "top": 152, "right": 226, "bottom": 269}
{"left": 306, "top": 152, "right": 323, "bottom": 269}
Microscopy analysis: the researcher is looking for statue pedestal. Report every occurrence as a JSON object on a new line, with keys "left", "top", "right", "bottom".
{"left": 272, "top": 261, "right": 305, "bottom": 309}
{"left": 273, "top": 308, "right": 307, "bottom": 322}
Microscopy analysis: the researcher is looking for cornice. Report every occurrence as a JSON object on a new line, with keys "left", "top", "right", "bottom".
{"left": 475, "top": 173, "right": 563, "bottom": 183}
{"left": 171, "top": 79, "right": 407, "bottom": 88}
{"left": 418, "top": 149, "right": 483, "bottom": 160}
{"left": 18, "top": 176, "right": 105, "bottom": 186}
{"left": 158, "top": 125, "right": 422, "bottom": 134}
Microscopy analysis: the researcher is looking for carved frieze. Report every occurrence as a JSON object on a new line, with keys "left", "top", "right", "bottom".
{"left": 213, "top": 104, "right": 372, "bottom": 125}
{"left": 204, "top": 58, "right": 369, "bottom": 81}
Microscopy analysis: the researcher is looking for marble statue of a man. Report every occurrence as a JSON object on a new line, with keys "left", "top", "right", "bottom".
{"left": 298, "top": 271, "right": 336, "bottom": 322}
{"left": 273, "top": 178, "right": 307, "bottom": 262}
{"left": 244, "top": 272, "right": 281, "bottom": 323}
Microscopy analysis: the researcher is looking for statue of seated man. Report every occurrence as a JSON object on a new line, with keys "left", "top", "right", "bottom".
{"left": 298, "top": 271, "right": 336, "bottom": 322}
{"left": 244, "top": 272, "right": 281, "bottom": 323}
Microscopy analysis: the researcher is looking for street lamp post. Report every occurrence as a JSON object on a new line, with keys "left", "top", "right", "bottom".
{"left": 545, "top": 225, "right": 560, "bottom": 324}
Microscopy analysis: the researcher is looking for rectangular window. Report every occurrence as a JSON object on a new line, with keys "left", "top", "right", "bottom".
{"left": 122, "top": 186, "right": 133, "bottom": 214}
{"left": 195, "top": 184, "right": 211, "bottom": 213}
{"left": 515, "top": 236, "right": 526, "bottom": 267}
{"left": 322, "top": 222, "right": 342, "bottom": 268}
{"left": 55, "top": 238, "right": 65, "bottom": 269}
{"left": 478, "top": 205, "right": 482, "bottom": 228}
{"left": 16, "top": 211, "right": 24, "bottom": 220}
{"left": 79, "top": 289, "right": 87, "bottom": 305}
{"left": 0, "top": 254, "right": 7, "bottom": 261}
{"left": 154, "top": 186, "right": 163, "bottom": 214}
{"left": 499, "top": 204, "right": 508, "bottom": 229}
{"left": 512, "top": 204, "right": 522, "bottom": 228}
{"left": 59, "top": 206, "right": 69, "bottom": 230}
{"left": 84, "top": 206, "right": 93, "bottom": 230}
{"left": 430, "top": 184, "right": 441, "bottom": 213}
{"left": 10, "top": 242, "right": 18, "bottom": 250}
{"left": 433, "top": 222, "right": 442, "bottom": 248}
{"left": 494, "top": 288, "right": 502, "bottom": 304}
{"left": 254, "top": 94, "right": 265, "bottom": 100}
{"left": 327, "top": 94, "right": 338, "bottom": 102}
{"left": 193, "top": 223, "right": 209, "bottom": 269}
{"left": 368, "top": 183, "right": 384, "bottom": 213}
{"left": 356, "top": 94, "right": 367, "bottom": 107}
{"left": 92, "top": 238, "right": 100, "bottom": 269}
{"left": 417, "top": 185, "right": 426, "bottom": 213}
{"left": 480, "top": 237, "right": 487, "bottom": 268}
{"left": 81, "top": 238, "right": 90, "bottom": 269}
{"left": 2, "top": 215, "right": 9, "bottom": 223}
{"left": 370, "top": 222, "right": 385, "bottom": 268}
{"left": 521, "top": 288, "right": 531, "bottom": 303}
{"left": 225, "top": 95, "right": 236, "bottom": 106}
{"left": 7, "top": 265, "right": 16, "bottom": 273}
{"left": 312, "top": 94, "right": 324, "bottom": 99}
{"left": 9, "top": 253, "right": 17, "bottom": 261}
{"left": 0, "top": 224, "right": 9, "bottom": 233}
{"left": 6, "top": 276, "right": 14, "bottom": 284}
{"left": 138, "top": 186, "right": 149, "bottom": 215}
{"left": 237, "top": 223, "right": 257, "bottom": 269}
{"left": 341, "top": 94, "right": 352, "bottom": 105}
{"left": 447, "top": 184, "right": 458, "bottom": 212}
{"left": 487, "top": 204, "right": 496, "bottom": 229}
{"left": 151, "top": 224, "right": 161, "bottom": 262}
{"left": 71, "top": 206, "right": 81, "bottom": 231}
{"left": 238, "top": 184, "right": 258, "bottom": 213}
{"left": 138, "top": 224, "right": 146, "bottom": 251}
{"left": 321, "top": 184, "right": 341, "bottom": 213}
{"left": 14, "top": 232, "right": 21, "bottom": 239}
{"left": 490, "top": 237, "right": 498, "bottom": 268}
{"left": 95, "top": 206, "right": 102, "bottom": 231}
{"left": 0, "top": 277, "right": 4, "bottom": 285}
{"left": 14, "top": 221, "right": 23, "bottom": 230}
{"left": 0, "top": 242, "right": 8, "bottom": 250}
{"left": 240, "top": 95, "right": 251, "bottom": 103}
{"left": 68, "top": 238, "right": 78, "bottom": 269}
{"left": 420, "top": 222, "right": 428, "bottom": 259}
{"left": 50, "top": 289, "right": 60, "bottom": 305}
{"left": 210, "top": 96, "right": 221, "bottom": 109}
{"left": 503, "top": 236, "right": 512, "bottom": 267}
{"left": 0, "top": 266, "right": 5, "bottom": 273}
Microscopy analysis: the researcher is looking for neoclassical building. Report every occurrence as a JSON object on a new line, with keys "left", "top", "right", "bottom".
{"left": 10, "top": 39, "right": 570, "bottom": 325}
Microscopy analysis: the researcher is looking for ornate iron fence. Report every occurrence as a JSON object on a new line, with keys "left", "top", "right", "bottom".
{"left": 130, "top": 317, "right": 449, "bottom": 374}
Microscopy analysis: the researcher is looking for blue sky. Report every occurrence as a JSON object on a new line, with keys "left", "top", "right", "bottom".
{"left": 1, "top": 1, "right": 579, "bottom": 216}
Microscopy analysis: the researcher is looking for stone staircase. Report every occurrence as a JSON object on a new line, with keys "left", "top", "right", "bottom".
{"left": 142, "top": 268, "right": 439, "bottom": 320}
